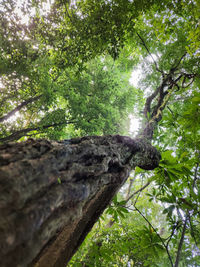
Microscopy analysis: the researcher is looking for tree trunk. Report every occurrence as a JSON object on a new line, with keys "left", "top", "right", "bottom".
{"left": 0, "top": 135, "right": 160, "bottom": 267}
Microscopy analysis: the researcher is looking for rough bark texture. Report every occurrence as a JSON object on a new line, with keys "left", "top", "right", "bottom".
{"left": 0, "top": 135, "right": 160, "bottom": 267}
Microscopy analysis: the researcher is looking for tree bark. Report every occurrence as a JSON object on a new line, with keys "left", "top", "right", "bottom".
{"left": 0, "top": 135, "right": 160, "bottom": 267}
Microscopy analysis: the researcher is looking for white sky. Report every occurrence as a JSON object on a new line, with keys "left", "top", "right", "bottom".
{"left": 128, "top": 68, "right": 142, "bottom": 135}
{"left": 14, "top": 0, "right": 53, "bottom": 25}
{"left": 129, "top": 67, "right": 142, "bottom": 87}
{"left": 129, "top": 114, "right": 140, "bottom": 136}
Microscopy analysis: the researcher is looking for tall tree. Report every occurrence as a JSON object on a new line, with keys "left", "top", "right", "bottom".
{"left": 0, "top": 0, "right": 199, "bottom": 266}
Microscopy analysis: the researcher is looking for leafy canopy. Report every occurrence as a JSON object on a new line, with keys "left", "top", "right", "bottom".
{"left": 0, "top": 0, "right": 200, "bottom": 266}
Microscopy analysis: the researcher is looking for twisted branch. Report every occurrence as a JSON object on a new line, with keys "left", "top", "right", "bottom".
{"left": 140, "top": 51, "right": 195, "bottom": 140}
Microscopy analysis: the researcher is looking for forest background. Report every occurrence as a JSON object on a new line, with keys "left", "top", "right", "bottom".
{"left": 0, "top": 0, "right": 200, "bottom": 266}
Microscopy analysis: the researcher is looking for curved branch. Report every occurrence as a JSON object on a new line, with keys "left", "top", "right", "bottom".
{"left": 171, "top": 53, "right": 187, "bottom": 71}
{"left": 182, "top": 74, "right": 196, "bottom": 88}
{"left": 141, "top": 68, "right": 195, "bottom": 140}
{"left": 143, "top": 85, "right": 162, "bottom": 119}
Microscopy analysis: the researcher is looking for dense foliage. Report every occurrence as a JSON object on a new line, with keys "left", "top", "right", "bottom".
{"left": 0, "top": 0, "right": 200, "bottom": 266}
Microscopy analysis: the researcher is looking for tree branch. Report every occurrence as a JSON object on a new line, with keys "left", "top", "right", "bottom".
{"left": 143, "top": 85, "right": 162, "bottom": 119}
{"left": 0, "top": 95, "right": 42, "bottom": 123}
{"left": 0, "top": 120, "right": 75, "bottom": 143}
{"left": 141, "top": 64, "right": 195, "bottom": 140}
{"left": 106, "top": 179, "right": 151, "bottom": 228}
{"left": 193, "top": 162, "right": 199, "bottom": 191}
{"left": 136, "top": 32, "right": 163, "bottom": 75}
{"left": 174, "top": 213, "right": 189, "bottom": 267}
{"left": 133, "top": 205, "right": 174, "bottom": 267}
{"left": 166, "top": 223, "right": 178, "bottom": 249}
{"left": 171, "top": 53, "right": 187, "bottom": 71}
{"left": 126, "top": 181, "right": 151, "bottom": 203}
{"left": 188, "top": 213, "right": 198, "bottom": 248}
{"left": 125, "top": 177, "right": 135, "bottom": 200}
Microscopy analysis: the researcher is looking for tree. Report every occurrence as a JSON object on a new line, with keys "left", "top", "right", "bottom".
{"left": 0, "top": 136, "right": 160, "bottom": 267}
{"left": 0, "top": 0, "right": 200, "bottom": 266}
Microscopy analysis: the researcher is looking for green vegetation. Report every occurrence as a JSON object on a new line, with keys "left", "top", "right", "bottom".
{"left": 0, "top": 0, "right": 200, "bottom": 266}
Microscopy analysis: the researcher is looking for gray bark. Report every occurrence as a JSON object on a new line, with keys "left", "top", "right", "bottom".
{"left": 0, "top": 135, "right": 160, "bottom": 267}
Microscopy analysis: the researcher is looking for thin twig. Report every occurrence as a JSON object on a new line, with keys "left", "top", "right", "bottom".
{"left": 136, "top": 32, "right": 163, "bottom": 75}
{"left": 188, "top": 213, "right": 198, "bottom": 248}
{"left": 192, "top": 162, "right": 199, "bottom": 189}
{"left": 171, "top": 53, "right": 187, "bottom": 71}
{"left": 174, "top": 213, "right": 189, "bottom": 267}
{"left": 133, "top": 205, "right": 174, "bottom": 267}
{"left": 166, "top": 223, "right": 177, "bottom": 249}
{"left": 125, "top": 177, "right": 135, "bottom": 200}
{"left": 126, "top": 181, "right": 151, "bottom": 203}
